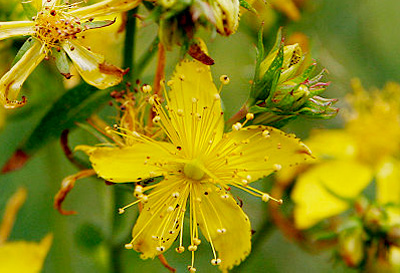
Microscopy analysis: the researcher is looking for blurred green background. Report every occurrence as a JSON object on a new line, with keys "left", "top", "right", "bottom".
{"left": 1, "top": 0, "right": 399, "bottom": 272}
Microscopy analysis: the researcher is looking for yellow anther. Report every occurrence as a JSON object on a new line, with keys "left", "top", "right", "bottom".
{"left": 262, "top": 130, "right": 270, "bottom": 138}
{"left": 214, "top": 93, "right": 221, "bottom": 100}
{"left": 175, "top": 246, "right": 185, "bottom": 253}
{"left": 211, "top": 258, "right": 222, "bottom": 265}
{"left": 220, "top": 194, "right": 229, "bottom": 199}
{"left": 142, "top": 84, "right": 152, "bottom": 93}
{"left": 132, "top": 131, "right": 141, "bottom": 138}
{"left": 148, "top": 96, "right": 155, "bottom": 105}
{"left": 217, "top": 228, "right": 227, "bottom": 234}
{"left": 172, "top": 192, "right": 180, "bottom": 198}
{"left": 188, "top": 245, "right": 197, "bottom": 251}
{"left": 118, "top": 208, "right": 125, "bottom": 214}
{"left": 124, "top": 243, "right": 133, "bottom": 249}
{"left": 188, "top": 266, "right": 196, "bottom": 272}
{"left": 246, "top": 113, "right": 254, "bottom": 120}
{"left": 192, "top": 97, "right": 198, "bottom": 103}
{"left": 246, "top": 175, "right": 252, "bottom": 180}
{"left": 134, "top": 185, "right": 143, "bottom": 193}
{"left": 156, "top": 246, "right": 165, "bottom": 252}
{"left": 166, "top": 206, "right": 174, "bottom": 213}
{"left": 262, "top": 194, "right": 270, "bottom": 202}
{"left": 177, "top": 109, "right": 184, "bottom": 116}
{"left": 220, "top": 75, "right": 230, "bottom": 84}
{"left": 273, "top": 164, "right": 282, "bottom": 171}
{"left": 167, "top": 80, "right": 174, "bottom": 86}
{"left": 152, "top": 116, "right": 161, "bottom": 123}
{"left": 140, "top": 195, "right": 148, "bottom": 203}
{"left": 193, "top": 238, "right": 201, "bottom": 245}
{"left": 232, "top": 122, "right": 242, "bottom": 131}
{"left": 179, "top": 74, "right": 185, "bottom": 81}
{"left": 242, "top": 179, "right": 249, "bottom": 186}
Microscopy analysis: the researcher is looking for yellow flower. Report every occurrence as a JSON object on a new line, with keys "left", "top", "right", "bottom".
{"left": 0, "top": 188, "right": 53, "bottom": 273}
{"left": 77, "top": 60, "right": 313, "bottom": 271}
{"left": 290, "top": 80, "right": 400, "bottom": 229}
{"left": 0, "top": 235, "right": 53, "bottom": 273}
{"left": 0, "top": 0, "right": 140, "bottom": 109}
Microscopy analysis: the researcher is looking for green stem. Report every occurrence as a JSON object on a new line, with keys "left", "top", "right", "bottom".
{"left": 123, "top": 8, "right": 138, "bottom": 81}
{"left": 134, "top": 36, "right": 160, "bottom": 79}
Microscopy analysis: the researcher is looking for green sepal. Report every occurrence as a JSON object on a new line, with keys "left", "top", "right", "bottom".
{"left": 11, "top": 37, "right": 35, "bottom": 66}
{"left": 250, "top": 28, "right": 284, "bottom": 101}
{"left": 239, "top": 0, "right": 257, "bottom": 13}
{"left": 53, "top": 48, "right": 72, "bottom": 79}
{"left": 21, "top": 0, "right": 38, "bottom": 20}
{"left": 81, "top": 19, "right": 116, "bottom": 30}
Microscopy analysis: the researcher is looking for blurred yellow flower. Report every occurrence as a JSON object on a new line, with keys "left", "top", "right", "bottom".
{"left": 0, "top": 0, "right": 139, "bottom": 109}
{"left": 290, "top": 80, "right": 400, "bottom": 229}
{"left": 0, "top": 188, "right": 52, "bottom": 273}
{"left": 77, "top": 60, "right": 313, "bottom": 271}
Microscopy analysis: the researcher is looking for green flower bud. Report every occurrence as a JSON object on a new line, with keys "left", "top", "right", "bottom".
{"left": 247, "top": 29, "right": 338, "bottom": 127}
{"left": 338, "top": 220, "right": 366, "bottom": 268}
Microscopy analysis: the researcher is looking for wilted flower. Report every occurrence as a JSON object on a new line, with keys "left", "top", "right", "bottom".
{"left": 76, "top": 60, "right": 313, "bottom": 271}
{"left": 155, "top": 0, "right": 239, "bottom": 50}
{"left": 245, "top": 29, "right": 337, "bottom": 127}
{"left": 0, "top": 0, "right": 140, "bottom": 109}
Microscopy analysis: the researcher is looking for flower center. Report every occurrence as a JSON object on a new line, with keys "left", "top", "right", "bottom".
{"left": 183, "top": 159, "right": 205, "bottom": 181}
{"left": 34, "top": 8, "right": 82, "bottom": 50}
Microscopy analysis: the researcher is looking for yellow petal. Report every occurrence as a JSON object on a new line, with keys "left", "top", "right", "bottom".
{"left": 68, "top": 0, "right": 141, "bottom": 20}
{"left": 0, "top": 40, "right": 44, "bottom": 109}
{"left": 76, "top": 142, "right": 175, "bottom": 183}
{"left": 130, "top": 178, "right": 189, "bottom": 258}
{"left": 291, "top": 160, "right": 373, "bottom": 229}
{"left": 62, "top": 40, "right": 124, "bottom": 89}
{"left": 306, "top": 129, "right": 357, "bottom": 161}
{"left": 376, "top": 159, "right": 400, "bottom": 205}
{"left": 0, "top": 234, "right": 52, "bottom": 273}
{"left": 209, "top": 125, "right": 313, "bottom": 183}
{"left": 193, "top": 184, "right": 251, "bottom": 270}
{"left": 161, "top": 60, "right": 224, "bottom": 155}
{"left": 0, "top": 22, "right": 34, "bottom": 41}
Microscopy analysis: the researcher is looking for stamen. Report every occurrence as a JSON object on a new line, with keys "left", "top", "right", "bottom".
{"left": 175, "top": 246, "right": 185, "bottom": 253}
{"left": 232, "top": 122, "right": 242, "bottom": 131}
{"left": 211, "top": 258, "right": 222, "bottom": 265}
{"left": 142, "top": 84, "right": 152, "bottom": 93}
{"left": 125, "top": 243, "right": 133, "bottom": 249}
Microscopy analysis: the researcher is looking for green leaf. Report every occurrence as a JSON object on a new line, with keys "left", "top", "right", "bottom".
{"left": 18, "top": 83, "right": 113, "bottom": 156}
{"left": 53, "top": 48, "right": 72, "bottom": 79}
{"left": 21, "top": 0, "right": 38, "bottom": 20}
{"left": 11, "top": 37, "right": 35, "bottom": 66}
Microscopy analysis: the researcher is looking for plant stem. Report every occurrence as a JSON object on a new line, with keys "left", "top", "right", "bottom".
{"left": 134, "top": 36, "right": 159, "bottom": 79}
{"left": 123, "top": 8, "right": 138, "bottom": 82}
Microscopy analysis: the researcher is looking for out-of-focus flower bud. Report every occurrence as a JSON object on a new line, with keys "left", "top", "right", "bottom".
{"left": 338, "top": 219, "right": 365, "bottom": 268}
{"left": 364, "top": 206, "right": 387, "bottom": 233}
{"left": 247, "top": 29, "right": 338, "bottom": 127}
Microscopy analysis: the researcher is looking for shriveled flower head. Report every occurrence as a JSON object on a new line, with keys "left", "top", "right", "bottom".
{"left": 0, "top": 0, "right": 141, "bottom": 109}
{"left": 77, "top": 60, "right": 313, "bottom": 271}
{"left": 156, "top": 0, "right": 240, "bottom": 50}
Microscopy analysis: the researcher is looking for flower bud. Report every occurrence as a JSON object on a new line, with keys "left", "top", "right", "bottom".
{"left": 247, "top": 29, "right": 338, "bottom": 127}
{"left": 338, "top": 221, "right": 365, "bottom": 268}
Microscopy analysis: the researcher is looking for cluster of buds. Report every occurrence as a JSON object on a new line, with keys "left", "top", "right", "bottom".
{"left": 246, "top": 29, "right": 338, "bottom": 127}
{"left": 336, "top": 200, "right": 400, "bottom": 270}
{"left": 152, "top": 0, "right": 240, "bottom": 50}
